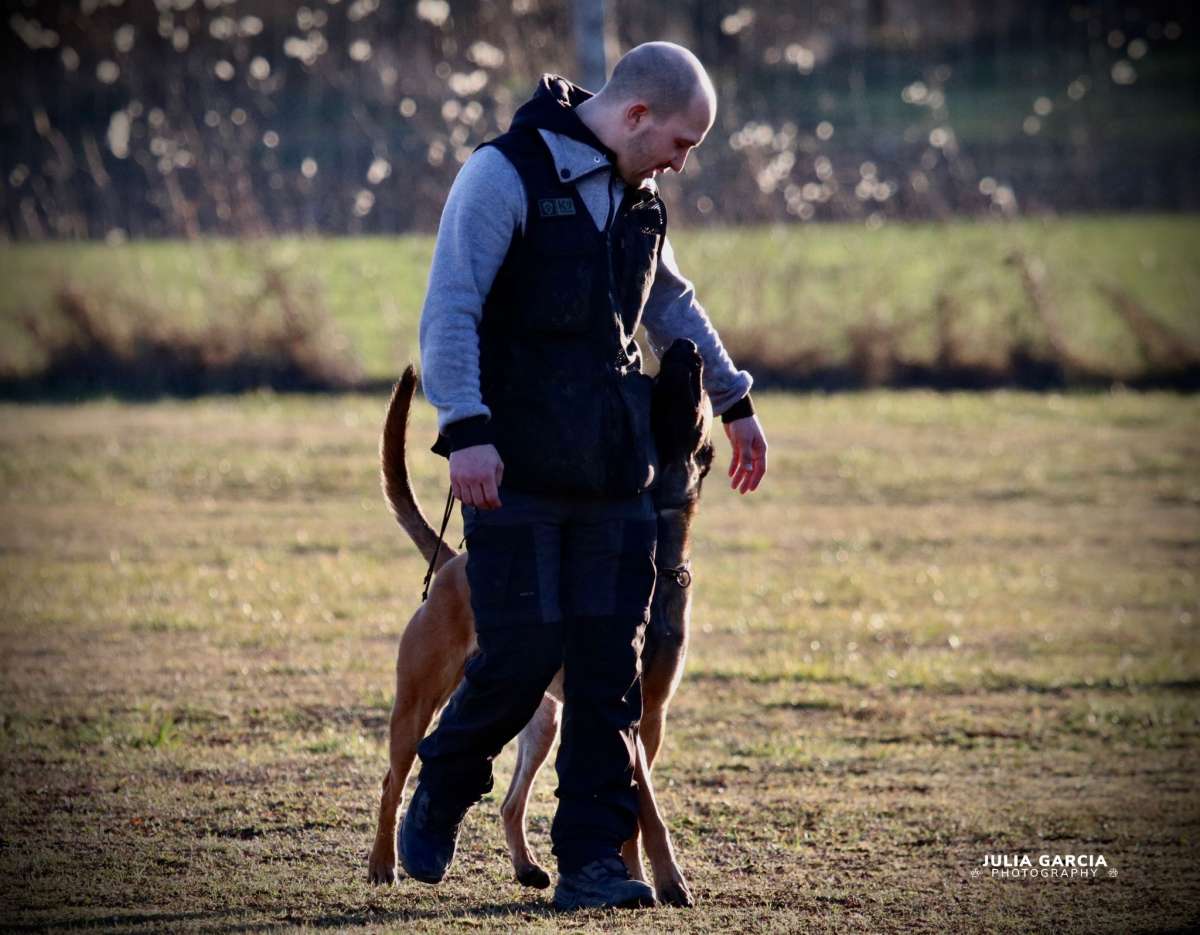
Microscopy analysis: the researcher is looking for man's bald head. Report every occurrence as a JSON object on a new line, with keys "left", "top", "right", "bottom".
{"left": 575, "top": 42, "right": 716, "bottom": 186}
{"left": 599, "top": 42, "right": 716, "bottom": 120}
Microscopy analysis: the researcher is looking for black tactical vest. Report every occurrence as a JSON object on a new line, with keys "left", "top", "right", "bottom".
{"left": 475, "top": 128, "right": 669, "bottom": 498}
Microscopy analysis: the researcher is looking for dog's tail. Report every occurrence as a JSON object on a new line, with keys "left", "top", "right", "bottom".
{"left": 381, "top": 366, "right": 459, "bottom": 572}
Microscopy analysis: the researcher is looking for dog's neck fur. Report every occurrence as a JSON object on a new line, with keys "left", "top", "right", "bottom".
{"left": 644, "top": 433, "right": 711, "bottom": 669}
{"left": 655, "top": 501, "right": 696, "bottom": 573}
{"left": 651, "top": 433, "right": 711, "bottom": 576}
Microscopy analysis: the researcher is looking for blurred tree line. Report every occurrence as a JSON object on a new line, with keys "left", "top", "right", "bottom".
{"left": 3, "top": 0, "right": 1197, "bottom": 240}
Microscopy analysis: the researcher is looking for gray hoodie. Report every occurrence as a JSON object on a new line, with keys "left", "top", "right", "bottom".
{"left": 418, "top": 119, "right": 753, "bottom": 441}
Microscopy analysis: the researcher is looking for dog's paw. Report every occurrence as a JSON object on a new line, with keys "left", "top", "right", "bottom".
{"left": 367, "top": 854, "right": 397, "bottom": 886}
{"left": 515, "top": 863, "right": 551, "bottom": 889}
{"left": 657, "top": 875, "right": 694, "bottom": 908}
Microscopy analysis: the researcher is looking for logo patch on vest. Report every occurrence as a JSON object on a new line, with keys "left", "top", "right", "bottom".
{"left": 539, "top": 197, "right": 576, "bottom": 218}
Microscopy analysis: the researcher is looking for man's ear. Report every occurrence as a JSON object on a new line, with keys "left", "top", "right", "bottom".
{"left": 625, "top": 102, "right": 648, "bottom": 128}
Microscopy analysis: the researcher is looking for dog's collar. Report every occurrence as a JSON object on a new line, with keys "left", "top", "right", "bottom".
{"left": 657, "top": 561, "right": 692, "bottom": 589}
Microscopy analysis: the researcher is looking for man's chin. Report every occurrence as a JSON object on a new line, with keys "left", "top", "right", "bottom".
{"left": 617, "top": 165, "right": 659, "bottom": 186}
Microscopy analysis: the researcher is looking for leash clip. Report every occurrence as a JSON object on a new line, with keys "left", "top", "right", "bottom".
{"left": 658, "top": 562, "right": 692, "bottom": 589}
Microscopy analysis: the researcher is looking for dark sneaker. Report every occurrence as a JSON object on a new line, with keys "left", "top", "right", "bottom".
{"left": 398, "top": 782, "right": 471, "bottom": 884}
{"left": 553, "top": 856, "right": 657, "bottom": 911}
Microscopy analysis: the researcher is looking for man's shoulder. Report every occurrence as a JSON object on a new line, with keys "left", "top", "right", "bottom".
{"left": 450, "top": 143, "right": 527, "bottom": 206}
{"left": 462, "top": 140, "right": 524, "bottom": 180}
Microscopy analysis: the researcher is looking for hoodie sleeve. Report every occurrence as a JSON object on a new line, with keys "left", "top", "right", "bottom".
{"left": 417, "top": 145, "right": 527, "bottom": 447}
{"left": 641, "top": 234, "right": 755, "bottom": 419}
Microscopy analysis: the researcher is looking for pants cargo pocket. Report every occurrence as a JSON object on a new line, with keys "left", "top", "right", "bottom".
{"left": 464, "top": 522, "right": 545, "bottom": 631}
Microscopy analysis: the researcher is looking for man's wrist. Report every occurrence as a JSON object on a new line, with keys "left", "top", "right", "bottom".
{"left": 720, "top": 394, "right": 755, "bottom": 424}
{"left": 442, "top": 415, "right": 495, "bottom": 452}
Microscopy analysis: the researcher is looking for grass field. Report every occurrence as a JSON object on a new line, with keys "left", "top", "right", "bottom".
{"left": 2, "top": 216, "right": 1199, "bottom": 386}
{"left": 1, "top": 388, "right": 1198, "bottom": 932}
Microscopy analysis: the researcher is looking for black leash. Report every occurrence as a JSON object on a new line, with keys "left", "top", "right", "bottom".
{"left": 422, "top": 483, "right": 456, "bottom": 602}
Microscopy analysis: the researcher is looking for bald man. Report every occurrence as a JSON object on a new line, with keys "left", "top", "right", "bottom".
{"left": 406, "top": 42, "right": 768, "bottom": 910}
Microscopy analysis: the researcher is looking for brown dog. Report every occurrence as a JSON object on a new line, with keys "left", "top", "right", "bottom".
{"left": 367, "top": 340, "right": 714, "bottom": 907}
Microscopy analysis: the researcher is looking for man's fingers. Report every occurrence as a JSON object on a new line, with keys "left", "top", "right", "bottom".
{"left": 481, "top": 475, "right": 502, "bottom": 510}
{"left": 449, "top": 445, "right": 504, "bottom": 509}
{"left": 745, "top": 442, "right": 767, "bottom": 492}
{"left": 731, "top": 442, "right": 769, "bottom": 494}
{"left": 731, "top": 444, "right": 753, "bottom": 490}
{"left": 472, "top": 476, "right": 500, "bottom": 510}
{"left": 453, "top": 476, "right": 476, "bottom": 507}
{"left": 722, "top": 419, "right": 768, "bottom": 495}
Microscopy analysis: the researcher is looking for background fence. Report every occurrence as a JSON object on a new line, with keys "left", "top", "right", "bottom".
{"left": 4, "top": 0, "right": 1198, "bottom": 240}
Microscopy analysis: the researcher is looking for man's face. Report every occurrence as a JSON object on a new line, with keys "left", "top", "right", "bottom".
{"left": 615, "top": 93, "right": 714, "bottom": 187}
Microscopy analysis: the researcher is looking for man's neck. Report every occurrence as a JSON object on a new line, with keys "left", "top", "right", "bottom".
{"left": 574, "top": 96, "right": 619, "bottom": 155}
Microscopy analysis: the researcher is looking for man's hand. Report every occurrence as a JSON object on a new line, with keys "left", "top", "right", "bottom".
{"left": 449, "top": 444, "right": 504, "bottom": 509}
{"left": 724, "top": 415, "right": 767, "bottom": 494}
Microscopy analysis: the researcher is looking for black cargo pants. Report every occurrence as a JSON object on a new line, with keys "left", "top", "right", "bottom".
{"left": 415, "top": 485, "right": 657, "bottom": 872}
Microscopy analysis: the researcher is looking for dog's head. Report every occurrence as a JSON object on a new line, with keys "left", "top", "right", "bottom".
{"left": 651, "top": 339, "right": 714, "bottom": 509}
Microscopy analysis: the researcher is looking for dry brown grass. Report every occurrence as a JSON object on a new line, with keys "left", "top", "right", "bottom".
{"left": 1, "top": 390, "right": 1198, "bottom": 933}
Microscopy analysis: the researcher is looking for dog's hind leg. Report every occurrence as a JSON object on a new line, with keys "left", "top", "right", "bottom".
{"left": 620, "top": 736, "right": 650, "bottom": 886}
{"left": 619, "top": 702, "right": 666, "bottom": 888}
{"left": 624, "top": 645, "right": 692, "bottom": 904}
{"left": 501, "top": 692, "right": 561, "bottom": 889}
{"left": 630, "top": 730, "right": 694, "bottom": 907}
{"left": 368, "top": 576, "right": 473, "bottom": 885}
{"left": 623, "top": 695, "right": 669, "bottom": 880}
{"left": 367, "top": 702, "right": 426, "bottom": 885}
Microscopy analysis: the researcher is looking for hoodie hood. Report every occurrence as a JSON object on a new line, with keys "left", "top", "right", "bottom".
{"left": 509, "top": 74, "right": 618, "bottom": 166}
